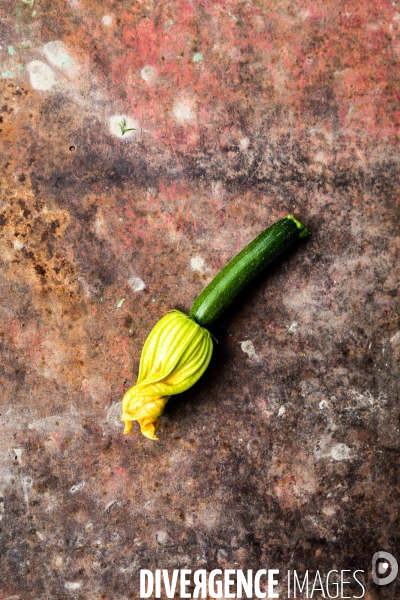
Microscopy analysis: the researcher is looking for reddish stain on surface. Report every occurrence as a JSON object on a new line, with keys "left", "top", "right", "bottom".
{"left": 0, "top": 0, "right": 399, "bottom": 597}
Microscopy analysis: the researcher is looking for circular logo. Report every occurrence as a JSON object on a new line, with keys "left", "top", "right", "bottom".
{"left": 372, "top": 552, "right": 398, "bottom": 586}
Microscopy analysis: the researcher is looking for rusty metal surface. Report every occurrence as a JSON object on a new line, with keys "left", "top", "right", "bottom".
{"left": 0, "top": 0, "right": 399, "bottom": 598}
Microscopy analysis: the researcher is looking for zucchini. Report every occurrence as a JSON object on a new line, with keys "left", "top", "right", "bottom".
{"left": 189, "top": 214, "right": 309, "bottom": 328}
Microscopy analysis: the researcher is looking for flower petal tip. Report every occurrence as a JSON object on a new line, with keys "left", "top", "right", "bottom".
{"left": 139, "top": 418, "right": 160, "bottom": 440}
{"left": 122, "top": 419, "right": 133, "bottom": 435}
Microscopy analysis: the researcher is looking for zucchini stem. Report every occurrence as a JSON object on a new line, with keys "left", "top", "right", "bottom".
{"left": 285, "top": 214, "right": 310, "bottom": 238}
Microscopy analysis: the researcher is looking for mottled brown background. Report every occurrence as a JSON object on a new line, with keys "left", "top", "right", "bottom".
{"left": 0, "top": 0, "right": 399, "bottom": 598}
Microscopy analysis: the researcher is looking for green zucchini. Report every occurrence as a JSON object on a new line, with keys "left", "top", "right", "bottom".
{"left": 189, "top": 214, "right": 309, "bottom": 328}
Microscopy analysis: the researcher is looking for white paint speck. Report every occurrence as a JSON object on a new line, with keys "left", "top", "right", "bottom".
{"left": 128, "top": 276, "right": 146, "bottom": 292}
{"left": 323, "top": 506, "right": 336, "bottom": 516}
{"left": 156, "top": 531, "right": 174, "bottom": 547}
{"left": 190, "top": 256, "right": 205, "bottom": 272}
{"left": 172, "top": 97, "right": 194, "bottom": 123}
{"left": 278, "top": 406, "right": 286, "bottom": 417}
{"left": 70, "top": 481, "right": 87, "bottom": 494}
{"left": 239, "top": 137, "right": 250, "bottom": 151}
{"left": 117, "top": 298, "right": 125, "bottom": 308}
{"left": 64, "top": 582, "right": 82, "bottom": 590}
{"left": 77, "top": 276, "right": 93, "bottom": 298}
{"left": 13, "top": 239, "right": 24, "bottom": 250}
{"left": 211, "top": 180, "right": 226, "bottom": 200}
{"left": 43, "top": 41, "right": 72, "bottom": 69}
{"left": 288, "top": 321, "right": 299, "bottom": 333}
{"left": 390, "top": 331, "right": 400, "bottom": 344}
{"left": 330, "top": 443, "right": 353, "bottom": 461}
{"left": 105, "top": 500, "right": 117, "bottom": 513}
{"left": 27, "top": 60, "right": 56, "bottom": 90}
{"left": 13, "top": 448, "right": 23, "bottom": 464}
{"left": 108, "top": 114, "right": 139, "bottom": 139}
{"left": 343, "top": 388, "right": 384, "bottom": 411}
{"left": 217, "top": 548, "right": 227, "bottom": 561}
{"left": 141, "top": 65, "right": 158, "bottom": 83}
{"left": 21, "top": 476, "right": 33, "bottom": 492}
{"left": 94, "top": 215, "right": 107, "bottom": 238}
{"left": 20, "top": 476, "right": 33, "bottom": 505}
{"left": 299, "top": 9, "right": 312, "bottom": 19}
{"left": 106, "top": 401, "right": 124, "bottom": 428}
{"left": 101, "top": 15, "right": 112, "bottom": 26}
{"left": 315, "top": 151, "right": 329, "bottom": 165}
{"left": 240, "top": 340, "right": 261, "bottom": 362}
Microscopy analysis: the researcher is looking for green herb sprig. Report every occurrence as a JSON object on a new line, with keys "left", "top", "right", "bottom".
{"left": 119, "top": 118, "right": 137, "bottom": 136}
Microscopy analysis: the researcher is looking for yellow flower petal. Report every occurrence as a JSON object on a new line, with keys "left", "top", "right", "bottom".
{"left": 138, "top": 418, "right": 161, "bottom": 440}
{"left": 121, "top": 311, "right": 213, "bottom": 439}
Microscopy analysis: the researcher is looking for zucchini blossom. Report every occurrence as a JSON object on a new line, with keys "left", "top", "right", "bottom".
{"left": 121, "top": 215, "right": 309, "bottom": 440}
{"left": 121, "top": 310, "right": 213, "bottom": 440}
